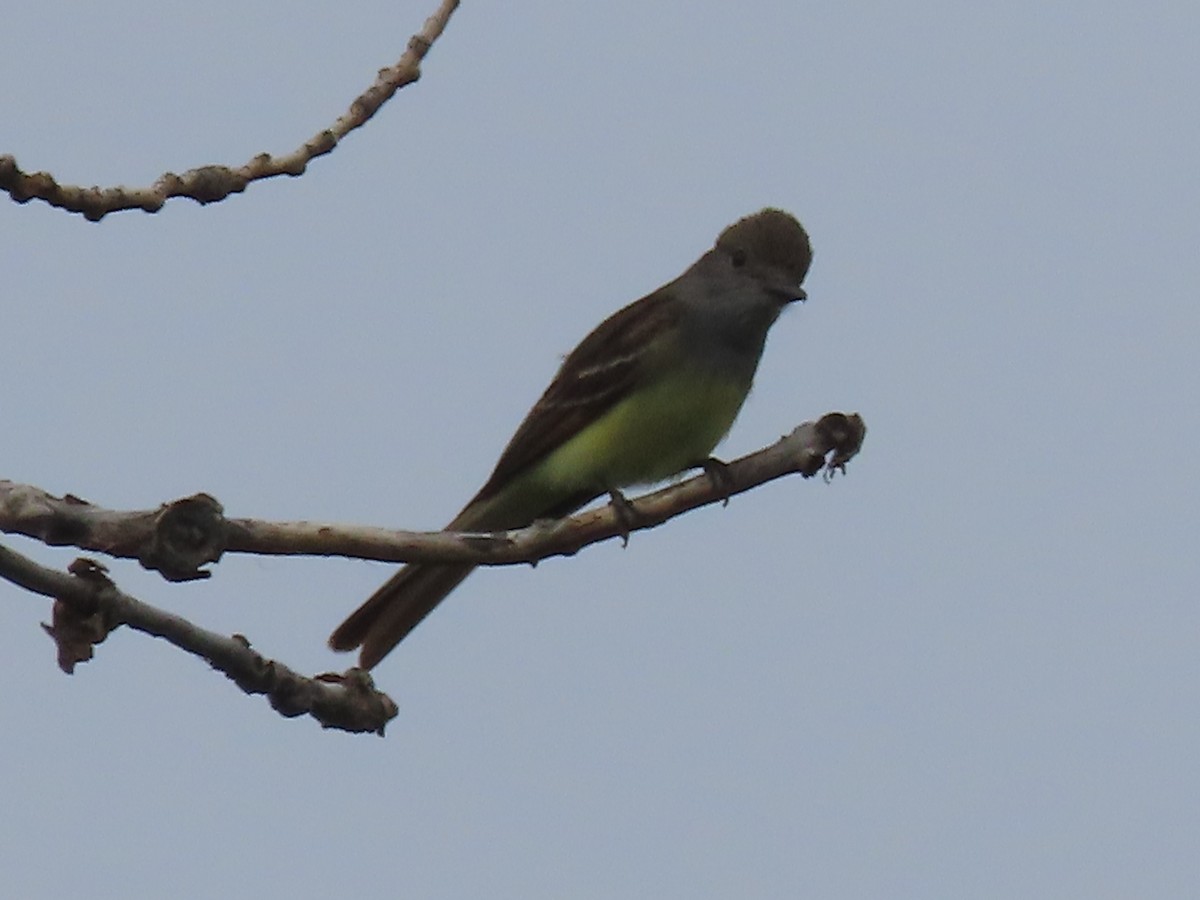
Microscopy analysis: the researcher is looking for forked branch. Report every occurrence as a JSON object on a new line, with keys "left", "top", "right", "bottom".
{"left": 0, "top": 412, "right": 864, "bottom": 735}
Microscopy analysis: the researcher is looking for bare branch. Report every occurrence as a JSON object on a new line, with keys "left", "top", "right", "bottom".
{"left": 0, "top": 544, "right": 398, "bottom": 734}
{"left": 0, "top": 0, "right": 460, "bottom": 221}
{"left": 0, "top": 413, "right": 862, "bottom": 734}
{"left": 1, "top": 413, "right": 866, "bottom": 578}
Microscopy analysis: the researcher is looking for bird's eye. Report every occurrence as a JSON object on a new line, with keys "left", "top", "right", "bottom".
{"left": 730, "top": 248, "right": 747, "bottom": 268}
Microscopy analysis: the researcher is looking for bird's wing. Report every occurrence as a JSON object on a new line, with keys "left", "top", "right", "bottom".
{"left": 467, "top": 286, "right": 680, "bottom": 507}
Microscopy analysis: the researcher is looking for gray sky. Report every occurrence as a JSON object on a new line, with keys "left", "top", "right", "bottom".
{"left": 3, "top": 2, "right": 1198, "bottom": 897}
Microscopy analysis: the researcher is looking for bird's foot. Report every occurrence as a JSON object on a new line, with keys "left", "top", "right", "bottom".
{"left": 697, "top": 456, "right": 735, "bottom": 506}
{"left": 607, "top": 487, "right": 643, "bottom": 547}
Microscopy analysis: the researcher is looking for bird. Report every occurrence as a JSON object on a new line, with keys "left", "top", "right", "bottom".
{"left": 329, "top": 208, "right": 813, "bottom": 668}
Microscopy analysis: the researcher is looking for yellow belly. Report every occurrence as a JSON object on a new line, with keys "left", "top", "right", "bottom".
{"left": 536, "top": 367, "right": 750, "bottom": 491}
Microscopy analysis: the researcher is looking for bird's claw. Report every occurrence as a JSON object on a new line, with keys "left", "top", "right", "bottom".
{"left": 607, "top": 488, "right": 642, "bottom": 547}
{"left": 698, "top": 457, "right": 735, "bottom": 506}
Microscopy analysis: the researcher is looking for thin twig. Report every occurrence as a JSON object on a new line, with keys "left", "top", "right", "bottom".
{"left": 0, "top": 0, "right": 460, "bottom": 220}
{"left": 0, "top": 545, "right": 398, "bottom": 734}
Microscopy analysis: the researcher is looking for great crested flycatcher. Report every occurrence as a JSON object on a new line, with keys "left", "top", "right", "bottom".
{"left": 330, "top": 208, "right": 813, "bottom": 668}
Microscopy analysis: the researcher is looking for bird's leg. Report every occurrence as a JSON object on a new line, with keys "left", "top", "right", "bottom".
{"left": 696, "top": 457, "right": 735, "bottom": 506}
{"left": 607, "top": 487, "right": 643, "bottom": 547}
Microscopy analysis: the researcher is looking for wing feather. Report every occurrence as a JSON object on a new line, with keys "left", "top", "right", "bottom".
{"left": 468, "top": 287, "right": 680, "bottom": 506}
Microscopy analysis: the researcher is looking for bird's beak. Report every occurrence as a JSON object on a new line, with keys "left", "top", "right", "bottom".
{"left": 790, "top": 287, "right": 808, "bottom": 304}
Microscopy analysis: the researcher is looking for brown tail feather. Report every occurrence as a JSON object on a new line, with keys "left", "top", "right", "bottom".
{"left": 329, "top": 563, "right": 475, "bottom": 669}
